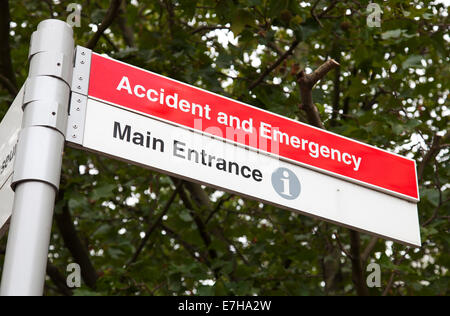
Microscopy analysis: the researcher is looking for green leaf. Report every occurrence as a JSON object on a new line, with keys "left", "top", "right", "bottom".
{"left": 73, "top": 288, "right": 101, "bottom": 296}
{"left": 231, "top": 9, "right": 255, "bottom": 35}
{"left": 108, "top": 247, "right": 125, "bottom": 260}
{"left": 268, "top": 0, "right": 289, "bottom": 17}
{"left": 402, "top": 55, "right": 423, "bottom": 69}
{"left": 91, "top": 183, "right": 115, "bottom": 200}
{"left": 68, "top": 194, "right": 88, "bottom": 210}
{"left": 198, "top": 285, "right": 215, "bottom": 296}
{"left": 179, "top": 210, "right": 193, "bottom": 222}
{"left": 381, "top": 29, "right": 403, "bottom": 40}
{"left": 405, "top": 118, "right": 422, "bottom": 129}
{"left": 422, "top": 188, "right": 440, "bottom": 207}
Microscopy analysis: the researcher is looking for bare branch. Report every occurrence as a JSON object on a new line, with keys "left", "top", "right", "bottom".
{"left": 0, "top": 73, "right": 18, "bottom": 96}
{"left": 349, "top": 230, "right": 369, "bottom": 296}
{"left": 46, "top": 261, "right": 73, "bottom": 296}
{"left": 163, "top": 0, "right": 175, "bottom": 37}
{"left": 382, "top": 271, "right": 397, "bottom": 296}
{"left": 117, "top": 1, "right": 136, "bottom": 47}
{"left": 42, "top": 0, "right": 54, "bottom": 18}
{"left": 191, "top": 25, "right": 230, "bottom": 35}
{"left": 266, "top": 41, "right": 284, "bottom": 56}
{"left": 54, "top": 194, "right": 98, "bottom": 289}
{"left": 305, "top": 59, "right": 341, "bottom": 87}
{"left": 297, "top": 59, "right": 340, "bottom": 129}
{"left": 178, "top": 184, "right": 216, "bottom": 259}
{"left": 381, "top": 251, "right": 409, "bottom": 296}
{"left": 311, "top": 0, "right": 324, "bottom": 28}
{"left": 361, "top": 237, "right": 378, "bottom": 264}
{"left": 333, "top": 232, "right": 353, "bottom": 259}
{"left": 318, "top": 0, "right": 339, "bottom": 18}
{"left": 86, "top": 0, "right": 123, "bottom": 49}
{"left": 161, "top": 224, "right": 211, "bottom": 266}
{"left": 101, "top": 33, "right": 119, "bottom": 52}
{"left": 213, "top": 226, "right": 249, "bottom": 265}
{"left": 311, "top": 0, "right": 339, "bottom": 27}
{"left": 205, "top": 194, "right": 233, "bottom": 224}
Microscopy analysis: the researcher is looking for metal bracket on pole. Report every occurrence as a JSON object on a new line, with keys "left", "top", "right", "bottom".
{"left": 66, "top": 46, "right": 91, "bottom": 147}
{"left": 0, "top": 19, "right": 74, "bottom": 296}
{"left": 71, "top": 46, "right": 92, "bottom": 95}
{"left": 66, "top": 92, "right": 87, "bottom": 146}
{"left": 22, "top": 76, "right": 70, "bottom": 135}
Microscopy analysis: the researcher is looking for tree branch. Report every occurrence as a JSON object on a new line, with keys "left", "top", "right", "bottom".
{"left": 183, "top": 180, "right": 213, "bottom": 211}
{"left": 382, "top": 271, "right": 397, "bottom": 296}
{"left": 86, "top": 0, "right": 123, "bottom": 49}
{"left": 333, "top": 232, "right": 352, "bottom": 259}
{"left": 361, "top": 237, "right": 378, "bottom": 264}
{"left": 101, "top": 33, "right": 119, "bottom": 52}
{"left": 418, "top": 133, "right": 447, "bottom": 183}
{"left": 297, "top": 59, "right": 340, "bottom": 129}
{"left": 205, "top": 194, "right": 233, "bottom": 224}
{"left": 178, "top": 184, "right": 216, "bottom": 259}
{"left": 321, "top": 226, "right": 342, "bottom": 294}
{"left": 191, "top": 25, "right": 230, "bottom": 35}
{"left": 127, "top": 181, "right": 182, "bottom": 266}
{"left": 311, "top": 0, "right": 324, "bottom": 28}
{"left": 295, "top": 61, "right": 342, "bottom": 294}
{"left": 54, "top": 194, "right": 98, "bottom": 289}
{"left": 362, "top": 88, "right": 387, "bottom": 111}
{"left": 0, "top": 73, "right": 18, "bottom": 97}
{"left": 311, "top": 0, "right": 339, "bottom": 27}
{"left": 349, "top": 230, "right": 369, "bottom": 296}
{"left": 117, "top": 0, "right": 135, "bottom": 48}
{"left": 318, "top": 0, "right": 338, "bottom": 19}
{"left": 174, "top": 179, "right": 221, "bottom": 277}
{"left": 381, "top": 251, "right": 409, "bottom": 296}
{"left": 161, "top": 224, "right": 211, "bottom": 266}
{"left": 163, "top": 0, "right": 175, "bottom": 37}
{"left": 46, "top": 261, "right": 73, "bottom": 296}
{"left": 214, "top": 226, "right": 249, "bottom": 265}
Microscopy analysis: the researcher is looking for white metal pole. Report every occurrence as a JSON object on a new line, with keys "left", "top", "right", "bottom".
{"left": 0, "top": 19, "right": 74, "bottom": 296}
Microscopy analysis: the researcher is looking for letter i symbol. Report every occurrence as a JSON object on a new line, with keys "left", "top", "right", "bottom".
{"left": 280, "top": 171, "right": 292, "bottom": 196}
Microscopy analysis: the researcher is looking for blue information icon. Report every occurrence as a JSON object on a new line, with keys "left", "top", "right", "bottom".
{"left": 271, "top": 167, "right": 301, "bottom": 200}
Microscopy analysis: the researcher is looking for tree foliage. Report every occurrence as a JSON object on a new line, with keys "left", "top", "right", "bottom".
{"left": 0, "top": 0, "right": 448, "bottom": 296}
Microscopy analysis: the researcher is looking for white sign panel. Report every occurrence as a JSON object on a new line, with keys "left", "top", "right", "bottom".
{"left": 0, "top": 86, "right": 24, "bottom": 237}
{"left": 76, "top": 99, "right": 421, "bottom": 247}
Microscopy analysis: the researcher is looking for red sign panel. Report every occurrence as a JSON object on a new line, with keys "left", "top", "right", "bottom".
{"left": 88, "top": 53, "right": 419, "bottom": 201}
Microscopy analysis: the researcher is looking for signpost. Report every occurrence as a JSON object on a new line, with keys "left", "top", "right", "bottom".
{"left": 0, "top": 20, "right": 74, "bottom": 296}
{"left": 0, "top": 19, "right": 422, "bottom": 296}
